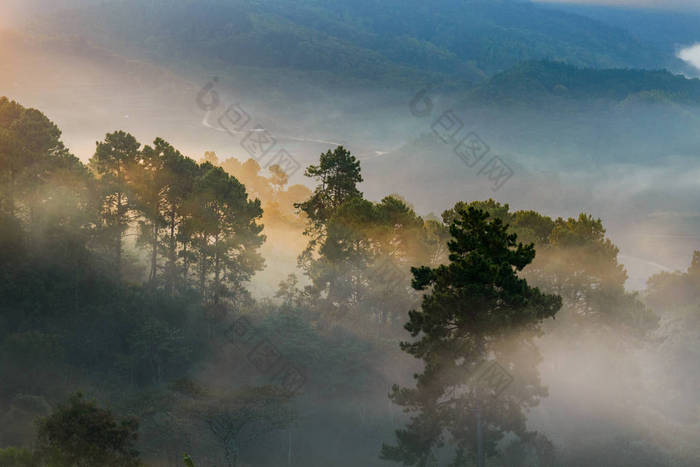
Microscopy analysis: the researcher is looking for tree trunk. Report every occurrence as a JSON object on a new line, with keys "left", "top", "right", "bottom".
{"left": 214, "top": 232, "right": 221, "bottom": 304}
{"left": 116, "top": 191, "right": 123, "bottom": 278}
{"left": 183, "top": 243, "right": 190, "bottom": 282}
{"left": 476, "top": 405, "right": 484, "bottom": 467}
{"left": 115, "top": 161, "right": 123, "bottom": 278}
{"left": 5, "top": 169, "right": 15, "bottom": 216}
{"left": 199, "top": 247, "right": 207, "bottom": 300}
{"left": 168, "top": 207, "right": 176, "bottom": 295}
{"left": 150, "top": 220, "right": 158, "bottom": 283}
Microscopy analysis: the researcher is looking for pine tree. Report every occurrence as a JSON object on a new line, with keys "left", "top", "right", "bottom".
{"left": 382, "top": 207, "right": 561, "bottom": 466}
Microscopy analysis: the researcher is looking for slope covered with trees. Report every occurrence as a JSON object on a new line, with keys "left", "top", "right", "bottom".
{"left": 31, "top": 0, "right": 668, "bottom": 87}
{"left": 1, "top": 97, "right": 698, "bottom": 465}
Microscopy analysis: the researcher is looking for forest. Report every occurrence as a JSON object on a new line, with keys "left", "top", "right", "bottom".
{"left": 27, "top": 0, "right": 674, "bottom": 89}
{"left": 0, "top": 95, "right": 698, "bottom": 466}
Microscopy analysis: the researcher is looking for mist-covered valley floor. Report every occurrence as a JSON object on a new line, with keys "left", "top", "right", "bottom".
{"left": 1, "top": 1, "right": 700, "bottom": 466}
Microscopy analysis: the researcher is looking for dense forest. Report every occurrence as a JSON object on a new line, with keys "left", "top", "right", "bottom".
{"left": 1, "top": 96, "right": 698, "bottom": 466}
{"left": 466, "top": 60, "right": 700, "bottom": 104}
{"left": 27, "top": 0, "right": 674, "bottom": 89}
{"left": 2, "top": 0, "right": 699, "bottom": 464}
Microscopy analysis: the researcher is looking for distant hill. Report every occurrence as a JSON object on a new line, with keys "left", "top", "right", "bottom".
{"left": 358, "top": 61, "right": 700, "bottom": 208}
{"left": 448, "top": 62, "right": 700, "bottom": 167}
{"left": 465, "top": 60, "right": 700, "bottom": 105}
{"left": 31, "top": 0, "right": 669, "bottom": 88}
{"left": 544, "top": 2, "right": 700, "bottom": 74}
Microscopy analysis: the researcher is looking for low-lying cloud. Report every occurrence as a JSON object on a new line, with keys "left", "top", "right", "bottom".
{"left": 678, "top": 43, "right": 700, "bottom": 71}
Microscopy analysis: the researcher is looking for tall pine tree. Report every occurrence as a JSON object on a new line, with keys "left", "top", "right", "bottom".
{"left": 382, "top": 207, "right": 561, "bottom": 466}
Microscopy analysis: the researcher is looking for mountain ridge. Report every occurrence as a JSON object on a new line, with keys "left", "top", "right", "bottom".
{"left": 31, "top": 0, "right": 671, "bottom": 88}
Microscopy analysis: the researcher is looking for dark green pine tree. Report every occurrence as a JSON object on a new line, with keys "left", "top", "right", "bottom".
{"left": 382, "top": 207, "right": 561, "bottom": 466}
{"left": 294, "top": 145, "right": 363, "bottom": 301}
{"left": 294, "top": 145, "right": 362, "bottom": 243}
{"left": 36, "top": 393, "right": 140, "bottom": 466}
{"left": 89, "top": 131, "right": 141, "bottom": 278}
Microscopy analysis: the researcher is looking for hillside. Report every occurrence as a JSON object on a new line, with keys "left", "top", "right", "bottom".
{"left": 547, "top": 2, "right": 700, "bottom": 74}
{"left": 465, "top": 60, "right": 700, "bottom": 104}
{"left": 30, "top": 0, "right": 669, "bottom": 88}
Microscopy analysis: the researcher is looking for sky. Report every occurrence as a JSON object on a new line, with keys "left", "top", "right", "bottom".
{"left": 536, "top": 0, "right": 700, "bottom": 10}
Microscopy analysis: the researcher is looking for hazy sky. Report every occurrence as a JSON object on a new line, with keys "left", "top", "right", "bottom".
{"left": 536, "top": 0, "right": 700, "bottom": 10}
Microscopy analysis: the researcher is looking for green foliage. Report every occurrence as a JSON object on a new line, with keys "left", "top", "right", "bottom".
{"left": 533, "top": 214, "right": 657, "bottom": 336}
{"left": 382, "top": 207, "right": 561, "bottom": 466}
{"left": 191, "top": 386, "right": 296, "bottom": 467}
{"left": 294, "top": 148, "right": 450, "bottom": 334}
{"left": 295, "top": 146, "right": 364, "bottom": 309}
{"left": 274, "top": 273, "right": 303, "bottom": 307}
{"left": 1, "top": 95, "right": 692, "bottom": 465}
{"left": 188, "top": 162, "right": 264, "bottom": 304}
{"left": 219, "top": 156, "right": 311, "bottom": 230}
{"left": 295, "top": 145, "right": 363, "bottom": 236}
{"left": 254, "top": 308, "right": 377, "bottom": 395}
{"left": 644, "top": 252, "right": 700, "bottom": 423}
{"left": 0, "top": 98, "right": 292, "bottom": 465}
{"left": 442, "top": 200, "right": 658, "bottom": 337}
{"left": 89, "top": 131, "right": 140, "bottom": 277}
{"left": 0, "top": 98, "right": 267, "bottom": 407}
{"left": 467, "top": 60, "right": 700, "bottom": 106}
{"left": 40, "top": 0, "right": 670, "bottom": 87}
{"left": 0, "top": 447, "right": 37, "bottom": 467}
{"left": 0, "top": 97, "right": 93, "bottom": 246}
{"left": 35, "top": 393, "right": 140, "bottom": 466}
{"left": 88, "top": 132, "right": 267, "bottom": 300}
{"left": 646, "top": 250, "right": 700, "bottom": 311}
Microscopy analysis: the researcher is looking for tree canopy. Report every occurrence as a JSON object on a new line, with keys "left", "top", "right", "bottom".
{"left": 382, "top": 207, "right": 561, "bottom": 466}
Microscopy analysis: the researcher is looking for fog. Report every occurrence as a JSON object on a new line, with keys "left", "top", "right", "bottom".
{"left": 3, "top": 29, "right": 697, "bottom": 291}
{"left": 1, "top": 1, "right": 699, "bottom": 466}
{"left": 679, "top": 43, "right": 700, "bottom": 71}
